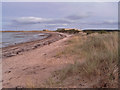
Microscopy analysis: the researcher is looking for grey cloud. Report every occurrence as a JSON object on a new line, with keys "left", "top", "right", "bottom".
{"left": 103, "top": 20, "right": 117, "bottom": 25}
{"left": 81, "top": 20, "right": 118, "bottom": 25}
{"left": 65, "top": 14, "right": 89, "bottom": 20}
{"left": 47, "top": 19, "right": 73, "bottom": 24}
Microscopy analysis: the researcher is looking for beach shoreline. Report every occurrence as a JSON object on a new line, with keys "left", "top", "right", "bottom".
{"left": 2, "top": 31, "right": 71, "bottom": 88}
{"left": 2, "top": 32, "right": 66, "bottom": 58}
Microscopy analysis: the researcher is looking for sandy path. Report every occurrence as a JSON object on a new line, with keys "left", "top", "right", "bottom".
{"left": 2, "top": 33, "right": 72, "bottom": 88}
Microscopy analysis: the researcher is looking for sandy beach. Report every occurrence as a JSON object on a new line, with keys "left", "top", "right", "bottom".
{"left": 2, "top": 32, "right": 72, "bottom": 88}
{"left": 2, "top": 31, "right": 118, "bottom": 88}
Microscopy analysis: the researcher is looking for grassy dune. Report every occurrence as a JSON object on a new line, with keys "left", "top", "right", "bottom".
{"left": 46, "top": 32, "right": 118, "bottom": 88}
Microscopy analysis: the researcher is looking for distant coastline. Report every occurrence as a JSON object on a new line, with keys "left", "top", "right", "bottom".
{"left": 0, "top": 30, "right": 50, "bottom": 32}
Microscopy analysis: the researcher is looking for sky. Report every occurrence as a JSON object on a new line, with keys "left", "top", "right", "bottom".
{"left": 2, "top": 2, "right": 118, "bottom": 31}
{"left": 1, "top": 0, "right": 120, "bottom": 2}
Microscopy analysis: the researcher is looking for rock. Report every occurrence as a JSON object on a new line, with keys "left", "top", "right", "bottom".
{"left": 5, "top": 70, "right": 11, "bottom": 73}
{"left": 4, "top": 53, "right": 14, "bottom": 57}
{"left": 34, "top": 45, "right": 38, "bottom": 48}
{"left": 0, "top": 80, "right": 3, "bottom": 82}
{"left": 36, "top": 44, "right": 41, "bottom": 46}
{"left": 43, "top": 53, "right": 47, "bottom": 55}
{"left": 16, "top": 85, "right": 24, "bottom": 88}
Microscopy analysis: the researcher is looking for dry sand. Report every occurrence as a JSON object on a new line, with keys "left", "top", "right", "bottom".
{"left": 2, "top": 32, "right": 74, "bottom": 88}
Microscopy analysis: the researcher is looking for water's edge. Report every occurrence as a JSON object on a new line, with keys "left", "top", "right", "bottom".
{"left": 2, "top": 32, "right": 66, "bottom": 58}
{"left": 2, "top": 32, "right": 50, "bottom": 48}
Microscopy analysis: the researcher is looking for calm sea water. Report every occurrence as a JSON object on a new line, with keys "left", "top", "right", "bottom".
{"left": 1, "top": 32, "right": 49, "bottom": 48}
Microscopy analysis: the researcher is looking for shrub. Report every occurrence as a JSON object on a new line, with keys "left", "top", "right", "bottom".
{"left": 56, "top": 29, "right": 80, "bottom": 34}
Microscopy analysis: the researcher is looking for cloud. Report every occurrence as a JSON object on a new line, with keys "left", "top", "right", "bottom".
{"left": 82, "top": 20, "right": 118, "bottom": 25}
{"left": 103, "top": 20, "right": 117, "bottom": 25}
{"left": 45, "top": 24, "right": 68, "bottom": 26}
{"left": 7, "top": 17, "right": 118, "bottom": 31}
{"left": 12, "top": 14, "right": 90, "bottom": 26}
{"left": 48, "top": 18, "right": 73, "bottom": 24}
{"left": 13, "top": 17, "right": 52, "bottom": 24}
{"left": 12, "top": 17, "right": 73, "bottom": 25}
{"left": 65, "top": 14, "right": 89, "bottom": 20}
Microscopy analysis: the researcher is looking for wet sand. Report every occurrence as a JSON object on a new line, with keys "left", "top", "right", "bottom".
{"left": 2, "top": 32, "right": 66, "bottom": 58}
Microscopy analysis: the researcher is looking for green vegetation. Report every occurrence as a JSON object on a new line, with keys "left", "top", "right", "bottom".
{"left": 83, "top": 30, "right": 119, "bottom": 35}
{"left": 56, "top": 28, "right": 80, "bottom": 34}
{"left": 51, "top": 32, "right": 118, "bottom": 88}
{"left": 83, "top": 30, "right": 107, "bottom": 34}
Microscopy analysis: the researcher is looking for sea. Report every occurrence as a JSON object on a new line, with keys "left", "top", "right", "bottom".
{"left": 1, "top": 32, "right": 49, "bottom": 48}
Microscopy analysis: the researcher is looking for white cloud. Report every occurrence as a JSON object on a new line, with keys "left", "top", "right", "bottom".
{"left": 12, "top": 16, "right": 74, "bottom": 25}
{"left": 13, "top": 17, "right": 52, "bottom": 24}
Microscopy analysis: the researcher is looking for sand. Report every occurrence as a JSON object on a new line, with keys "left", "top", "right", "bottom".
{"left": 2, "top": 32, "right": 72, "bottom": 88}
